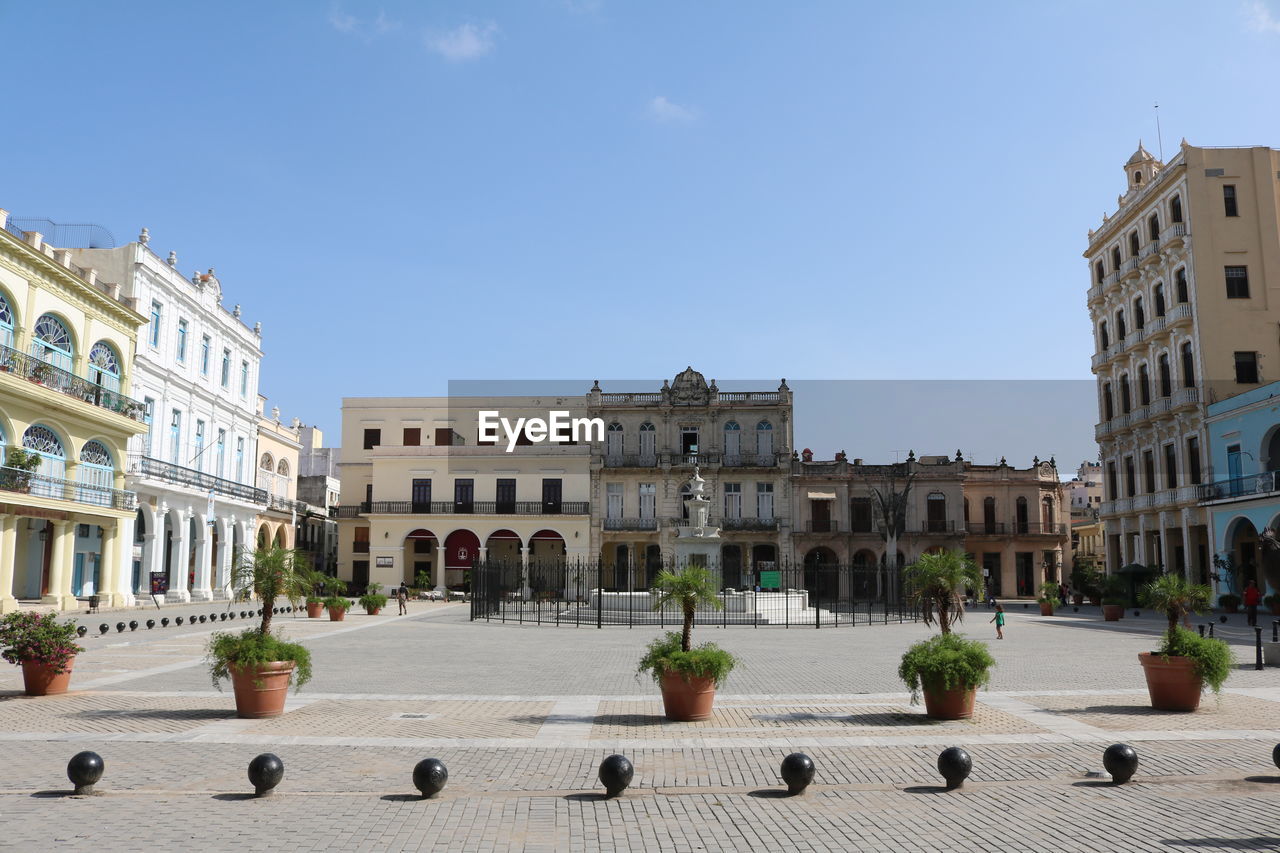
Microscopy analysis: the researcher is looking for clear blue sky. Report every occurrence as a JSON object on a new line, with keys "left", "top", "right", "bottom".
{"left": 4, "top": 1, "right": 1280, "bottom": 467}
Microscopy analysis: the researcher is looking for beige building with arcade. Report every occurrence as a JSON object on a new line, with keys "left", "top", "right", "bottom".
{"left": 1088, "top": 142, "right": 1280, "bottom": 579}
{"left": 0, "top": 211, "right": 147, "bottom": 611}
{"left": 336, "top": 396, "right": 592, "bottom": 591}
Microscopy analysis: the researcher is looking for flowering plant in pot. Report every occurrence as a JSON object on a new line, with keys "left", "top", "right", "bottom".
{"left": 900, "top": 550, "right": 993, "bottom": 719}
{"left": 1138, "top": 574, "right": 1230, "bottom": 711}
{"left": 0, "top": 611, "right": 85, "bottom": 695}
{"left": 638, "top": 566, "right": 736, "bottom": 721}
{"left": 206, "top": 546, "right": 313, "bottom": 718}
{"left": 358, "top": 583, "right": 388, "bottom": 615}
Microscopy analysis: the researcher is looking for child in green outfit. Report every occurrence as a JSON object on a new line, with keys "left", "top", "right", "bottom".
{"left": 989, "top": 604, "right": 1005, "bottom": 639}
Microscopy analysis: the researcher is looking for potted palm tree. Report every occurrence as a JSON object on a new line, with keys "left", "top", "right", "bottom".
{"left": 899, "top": 550, "right": 994, "bottom": 719}
{"left": 206, "top": 546, "right": 313, "bottom": 718}
{"left": 359, "top": 583, "right": 388, "bottom": 615}
{"left": 0, "top": 611, "right": 84, "bottom": 696}
{"left": 637, "top": 566, "right": 736, "bottom": 721}
{"left": 1037, "top": 581, "right": 1058, "bottom": 616}
{"left": 1138, "top": 573, "right": 1231, "bottom": 711}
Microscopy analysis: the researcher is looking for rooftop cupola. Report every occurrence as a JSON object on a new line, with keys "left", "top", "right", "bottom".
{"left": 1125, "top": 141, "right": 1162, "bottom": 191}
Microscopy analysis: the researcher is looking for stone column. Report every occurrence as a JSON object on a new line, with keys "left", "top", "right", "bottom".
{"left": 42, "top": 520, "right": 76, "bottom": 610}
{"left": 215, "top": 518, "right": 234, "bottom": 599}
{"left": 190, "top": 519, "right": 213, "bottom": 601}
{"left": 99, "top": 522, "right": 121, "bottom": 607}
{"left": 0, "top": 514, "right": 17, "bottom": 613}
{"left": 1182, "top": 511, "right": 1199, "bottom": 583}
{"left": 1161, "top": 524, "right": 1176, "bottom": 575}
{"left": 168, "top": 510, "right": 191, "bottom": 603}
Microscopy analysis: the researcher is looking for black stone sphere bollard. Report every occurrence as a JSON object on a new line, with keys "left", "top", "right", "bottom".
{"left": 228, "top": 612, "right": 235, "bottom": 620}
{"left": 1073, "top": 606, "right": 1079, "bottom": 612}
{"left": 1103, "top": 743, "right": 1138, "bottom": 784}
{"left": 248, "top": 753, "right": 284, "bottom": 797}
{"left": 1272, "top": 743, "right": 1280, "bottom": 771}
{"left": 1133, "top": 610, "right": 1141, "bottom": 618}
{"left": 115, "top": 622, "right": 125, "bottom": 633}
{"left": 780, "top": 752, "right": 816, "bottom": 796}
{"left": 598, "top": 754, "right": 634, "bottom": 798}
{"left": 198, "top": 615, "right": 207, "bottom": 624}
{"left": 239, "top": 611, "right": 247, "bottom": 618}
{"left": 76, "top": 625, "right": 87, "bottom": 638}
{"left": 174, "top": 617, "right": 184, "bottom": 626}
{"left": 160, "top": 617, "right": 169, "bottom": 627}
{"left": 258, "top": 608, "right": 264, "bottom": 616}
{"left": 67, "top": 751, "right": 104, "bottom": 795}
{"left": 98, "top": 623, "right": 109, "bottom": 634}
{"left": 129, "top": 621, "right": 138, "bottom": 631}
{"left": 413, "top": 758, "right": 448, "bottom": 799}
{"left": 1220, "top": 615, "right": 1228, "bottom": 624}
{"left": 937, "top": 747, "right": 972, "bottom": 790}
{"left": 146, "top": 619, "right": 155, "bottom": 629}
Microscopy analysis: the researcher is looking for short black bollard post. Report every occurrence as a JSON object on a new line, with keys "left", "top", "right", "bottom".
{"left": 1102, "top": 743, "right": 1138, "bottom": 784}
{"left": 1272, "top": 743, "right": 1280, "bottom": 771}
{"left": 198, "top": 615, "right": 207, "bottom": 624}
{"left": 115, "top": 622, "right": 125, "bottom": 633}
{"left": 1273, "top": 620, "right": 1279, "bottom": 643}
{"left": 1256, "top": 627, "right": 1264, "bottom": 671}
{"left": 1219, "top": 615, "right": 1228, "bottom": 624}
{"left": 412, "top": 758, "right": 448, "bottom": 799}
{"left": 160, "top": 617, "right": 169, "bottom": 627}
{"left": 1198, "top": 624, "right": 1205, "bottom": 637}
{"left": 1208, "top": 622, "right": 1214, "bottom": 637}
{"left": 129, "top": 620, "right": 138, "bottom": 631}
{"left": 98, "top": 623, "right": 109, "bottom": 635}
{"left": 67, "top": 751, "right": 104, "bottom": 795}
{"left": 228, "top": 612, "right": 235, "bottom": 620}
{"left": 174, "top": 617, "right": 184, "bottom": 626}
{"left": 1133, "top": 610, "right": 1140, "bottom": 618}
{"left": 220, "top": 612, "right": 227, "bottom": 621}
{"left": 248, "top": 753, "right": 284, "bottom": 797}
{"left": 598, "top": 754, "right": 634, "bottom": 798}
{"left": 146, "top": 619, "right": 155, "bottom": 629}
{"left": 780, "top": 752, "right": 816, "bottom": 796}
{"left": 937, "top": 747, "right": 972, "bottom": 790}
{"left": 76, "top": 625, "right": 87, "bottom": 638}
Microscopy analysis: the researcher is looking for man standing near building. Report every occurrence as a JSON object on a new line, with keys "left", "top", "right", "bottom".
{"left": 397, "top": 583, "right": 408, "bottom": 615}
{"left": 1243, "top": 579, "right": 1262, "bottom": 627}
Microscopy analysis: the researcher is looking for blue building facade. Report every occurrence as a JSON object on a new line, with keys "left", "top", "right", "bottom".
{"left": 1203, "top": 381, "right": 1280, "bottom": 598}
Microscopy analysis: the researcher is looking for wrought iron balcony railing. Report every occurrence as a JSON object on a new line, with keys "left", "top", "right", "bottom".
{"left": 1200, "top": 470, "right": 1280, "bottom": 503}
{"left": 604, "top": 517, "right": 659, "bottom": 531}
{"left": 0, "top": 344, "right": 146, "bottom": 423}
{"left": 131, "top": 455, "right": 267, "bottom": 504}
{"left": 0, "top": 465, "right": 136, "bottom": 511}
{"left": 355, "top": 500, "right": 590, "bottom": 516}
{"left": 720, "top": 517, "right": 779, "bottom": 531}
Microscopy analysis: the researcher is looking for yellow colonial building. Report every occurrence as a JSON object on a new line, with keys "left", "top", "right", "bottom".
{"left": 0, "top": 210, "right": 148, "bottom": 611}
{"left": 255, "top": 398, "right": 304, "bottom": 550}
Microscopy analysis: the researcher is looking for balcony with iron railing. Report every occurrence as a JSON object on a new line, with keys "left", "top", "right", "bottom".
{"left": 603, "top": 454, "right": 659, "bottom": 468}
{"left": 347, "top": 500, "right": 590, "bottom": 516}
{"left": 0, "top": 465, "right": 136, "bottom": 511}
{"left": 803, "top": 519, "right": 846, "bottom": 533}
{"left": 965, "top": 521, "right": 1066, "bottom": 536}
{"left": 266, "top": 494, "right": 309, "bottom": 516}
{"left": 1200, "top": 470, "right": 1280, "bottom": 505}
{"left": 130, "top": 455, "right": 267, "bottom": 504}
{"left": 0, "top": 344, "right": 146, "bottom": 423}
{"left": 720, "top": 517, "right": 779, "bottom": 531}
{"left": 604, "top": 517, "right": 659, "bottom": 531}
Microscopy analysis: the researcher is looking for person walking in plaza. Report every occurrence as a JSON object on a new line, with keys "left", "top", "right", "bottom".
{"left": 1058, "top": 583, "right": 1068, "bottom": 606}
{"left": 990, "top": 604, "right": 1005, "bottom": 639}
{"left": 1243, "top": 579, "right": 1262, "bottom": 627}
{"left": 397, "top": 582, "right": 408, "bottom": 615}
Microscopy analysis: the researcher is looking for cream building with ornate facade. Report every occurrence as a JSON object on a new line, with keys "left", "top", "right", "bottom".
{"left": 588, "top": 368, "right": 793, "bottom": 591}
{"left": 0, "top": 211, "right": 148, "bottom": 611}
{"left": 255, "top": 400, "right": 304, "bottom": 551}
{"left": 336, "top": 396, "right": 591, "bottom": 591}
{"left": 1088, "top": 142, "right": 1280, "bottom": 580}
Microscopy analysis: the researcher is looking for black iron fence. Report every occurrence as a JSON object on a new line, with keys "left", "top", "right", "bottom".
{"left": 470, "top": 559, "right": 918, "bottom": 628}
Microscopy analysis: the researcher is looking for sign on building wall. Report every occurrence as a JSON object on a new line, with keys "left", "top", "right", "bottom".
{"left": 375, "top": 556, "right": 394, "bottom": 568}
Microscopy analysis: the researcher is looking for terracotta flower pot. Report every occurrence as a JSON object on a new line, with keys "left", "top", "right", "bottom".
{"left": 328, "top": 607, "right": 346, "bottom": 622}
{"left": 365, "top": 607, "right": 381, "bottom": 616}
{"left": 21, "top": 658, "right": 74, "bottom": 696}
{"left": 921, "top": 683, "right": 977, "bottom": 720}
{"left": 659, "top": 670, "right": 717, "bottom": 721}
{"left": 1103, "top": 605, "right": 1124, "bottom": 621}
{"left": 229, "top": 661, "right": 295, "bottom": 718}
{"left": 1138, "top": 652, "right": 1202, "bottom": 712}
{"left": 306, "top": 601, "right": 324, "bottom": 618}
{"left": 1039, "top": 602, "right": 1054, "bottom": 616}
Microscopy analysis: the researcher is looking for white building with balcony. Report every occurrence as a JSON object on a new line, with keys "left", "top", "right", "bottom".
{"left": 67, "top": 230, "right": 266, "bottom": 603}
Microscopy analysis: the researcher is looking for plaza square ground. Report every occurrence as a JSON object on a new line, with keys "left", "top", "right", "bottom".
{"left": 0, "top": 601, "right": 1279, "bottom": 851}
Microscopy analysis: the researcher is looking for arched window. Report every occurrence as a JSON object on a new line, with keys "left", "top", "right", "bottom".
{"left": 1042, "top": 496, "right": 1055, "bottom": 527}
{"left": 1134, "top": 296, "right": 1145, "bottom": 329}
{"left": 77, "top": 440, "right": 114, "bottom": 506}
{"left": 1148, "top": 213, "right": 1160, "bottom": 241}
{"left": 1175, "top": 267, "right": 1188, "bottom": 303}
{"left": 1133, "top": 171, "right": 1142, "bottom": 185}
{"left": 22, "top": 424, "right": 66, "bottom": 479}
{"left": 926, "top": 492, "right": 947, "bottom": 533}
{"left": 1158, "top": 353, "right": 1172, "bottom": 397}
{"left": 723, "top": 421, "right": 741, "bottom": 461}
{"left": 1110, "top": 246, "right": 1121, "bottom": 269}
{"left": 0, "top": 290, "right": 13, "bottom": 349}
{"left": 605, "top": 422, "right": 623, "bottom": 458}
{"left": 1116, "top": 309, "right": 1127, "bottom": 339}
{"left": 1138, "top": 363, "right": 1150, "bottom": 406}
{"left": 1103, "top": 382, "right": 1114, "bottom": 420}
{"left": 1171, "top": 194, "right": 1183, "bottom": 223}
{"left": 31, "top": 314, "right": 73, "bottom": 372}
{"left": 756, "top": 420, "right": 773, "bottom": 458}
{"left": 1015, "top": 495, "right": 1029, "bottom": 533}
{"left": 1154, "top": 283, "right": 1166, "bottom": 317}
{"left": 1181, "top": 342, "right": 1195, "bottom": 388}
{"left": 1094, "top": 261, "right": 1104, "bottom": 285}
{"left": 276, "top": 459, "right": 289, "bottom": 477}
{"left": 1128, "top": 231, "right": 1140, "bottom": 256}
{"left": 1120, "top": 373, "right": 1132, "bottom": 413}
{"left": 88, "top": 341, "right": 121, "bottom": 393}
{"left": 638, "top": 422, "right": 655, "bottom": 461}
{"left": 259, "top": 452, "right": 274, "bottom": 471}
{"left": 1099, "top": 321, "right": 1109, "bottom": 350}
{"left": 982, "top": 496, "right": 996, "bottom": 533}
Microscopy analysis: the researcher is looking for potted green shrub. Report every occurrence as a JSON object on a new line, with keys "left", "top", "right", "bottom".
{"left": 0, "top": 447, "right": 41, "bottom": 494}
{"left": 324, "top": 595, "right": 351, "bottom": 621}
{"left": 638, "top": 566, "right": 737, "bottom": 721}
{"left": 1139, "top": 574, "right": 1230, "bottom": 711}
{"left": 1101, "top": 575, "right": 1126, "bottom": 621}
{"left": 900, "top": 551, "right": 992, "bottom": 719}
{"left": 1037, "top": 581, "right": 1057, "bottom": 616}
{"left": 206, "top": 546, "right": 313, "bottom": 719}
{"left": 359, "top": 584, "right": 388, "bottom": 616}
{"left": 0, "top": 611, "right": 84, "bottom": 696}
{"left": 1218, "top": 593, "right": 1241, "bottom": 614}
{"left": 1072, "top": 566, "right": 1103, "bottom": 605}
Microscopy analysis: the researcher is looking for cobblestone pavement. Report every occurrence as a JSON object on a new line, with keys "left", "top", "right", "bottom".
{"left": 0, "top": 601, "right": 1278, "bottom": 850}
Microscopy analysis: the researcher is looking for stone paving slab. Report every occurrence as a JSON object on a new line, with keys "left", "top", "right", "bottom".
{"left": 1022, "top": 691, "right": 1280, "bottom": 731}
